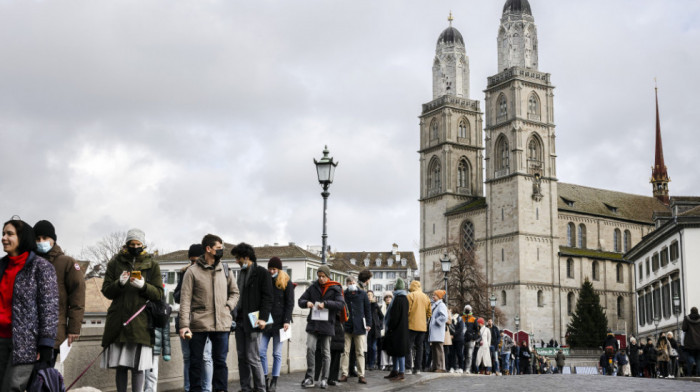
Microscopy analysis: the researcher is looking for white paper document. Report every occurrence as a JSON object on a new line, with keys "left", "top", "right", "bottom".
{"left": 280, "top": 325, "right": 292, "bottom": 342}
{"left": 59, "top": 339, "right": 71, "bottom": 363}
{"left": 311, "top": 308, "right": 329, "bottom": 321}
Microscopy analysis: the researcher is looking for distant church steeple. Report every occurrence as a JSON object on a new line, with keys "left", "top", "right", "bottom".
{"left": 432, "top": 12, "right": 470, "bottom": 99}
{"left": 651, "top": 83, "right": 670, "bottom": 205}
{"left": 498, "top": 0, "right": 538, "bottom": 71}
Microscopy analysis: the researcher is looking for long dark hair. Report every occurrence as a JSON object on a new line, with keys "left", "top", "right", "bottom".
{"left": 3, "top": 218, "right": 37, "bottom": 255}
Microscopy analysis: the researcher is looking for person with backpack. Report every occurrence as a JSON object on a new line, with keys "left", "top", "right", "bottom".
{"left": 462, "top": 305, "right": 478, "bottom": 374}
{"left": 449, "top": 309, "right": 465, "bottom": 373}
{"left": 143, "top": 284, "right": 172, "bottom": 392}
{"left": 179, "top": 234, "right": 240, "bottom": 392}
{"left": 101, "top": 229, "right": 163, "bottom": 392}
{"left": 173, "top": 244, "right": 213, "bottom": 392}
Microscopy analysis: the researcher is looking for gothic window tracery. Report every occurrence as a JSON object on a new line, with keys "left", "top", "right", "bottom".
{"left": 457, "top": 158, "right": 471, "bottom": 193}
{"left": 458, "top": 118, "right": 470, "bottom": 141}
{"left": 430, "top": 119, "right": 439, "bottom": 141}
{"left": 498, "top": 94, "right": 508, "bottom": 119}
{"left": 567, "top": 222, "right": 575, "bottom": 247}
{"left": 528, "top": 93, "right": 540, "bottom": 120}
{"left": 614, "top": 229, "right": 622, "bottom": 252}
{"left": 427, "top": 157, "right": 441, "bottom": 196}
{"left": 495, "top": 135, "right": 510, "bottom": 175}
{"left": 461, "top": 221, "right": 475, "bottom": 254}
{"left": 527, "top": 135, "right": 543, "bottom": 174}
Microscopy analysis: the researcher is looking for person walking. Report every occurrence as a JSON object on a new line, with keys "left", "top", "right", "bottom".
{"left": 338, "top": 276, "right": 371, "bottom": 384}
{"left": 500, "top": 332, "right": 514, "bottom": 375}
{"left": 428, "top": 290, "right": 448, "bottom": 373}
{"left": 682, "top": 306, "right": 700, "bottom": 376}
{"left": 174, "top": 244, "right": 213, "bottom": 392}
{"left": 298, "top": 265, "right": 345, "bottom": 389}
{"left": 33, "top": 220, "right": 85, "bottom": 366}
{"left": 406, "top": 280, "right": 431, "bottom": 375}
{"left": 462, "top": 305, "right": 478, "bottom": 374}
{"left": 474, "top": 318, "right": 492, "bottom": 374}
{"left": 179, "top": 234, "right": 240, "bottom": 392}
{"left": 0, "top": 218, "right": 58, "bottom": 391}
{"left": 383, "top": 278, "right": 409, "bottom": 381}
{"left": 101, "top": 228, "right": 164, "bottom": 392}
{"left": 259, "top": 257, "right": 294, "bottom": 392}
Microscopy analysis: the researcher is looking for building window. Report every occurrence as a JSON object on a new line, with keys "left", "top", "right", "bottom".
{"left": 526, "top": 136, "right": 543, "bottom": 173}
{"left": 501, "top": 290, "right": 507, "bottom": 306}
{"left": 168, "top": 292, "right": 174, "bottom": 305}
{"left": 387, "top": 272, "right": 396, "bottom": 279}
{"left": 495, "top": 135, "right": 510, "bottom": 174}
{"left": 430, "top": 119, "right": 439, "bottom": 141}
{"left": 617, "top": 296, "right": 624, "bottom": 318}
{"left": 592, "top": 261, "right": 599, "bottom": 281}
{"left": 645, "top": 292, "right": 653, "bottom": 324}
{"left": 646, "top": 258, "right": 650, "bottom": 275}
{"left": 567, "top": 292, "right": 575, "bottom": 315}
{"left": 663, "top": 282, "right": 671, "bottom": 319}
{"left": 670, "top": 241, "right": 679, "bottom": 262}
{"left": 614, "top": 229, "right": 622, "bottom": 252}
{"left": 653, "top": 286, "right": 661, "bottom": 320}
{"left": 458, "top": 118, "right": 470, "bottom": 141}
{"left": 652, "top": 253, "right": 659, "bottom": 272}
{"left": 373, "top": 284, "right": 382, "bottom": 292}
{"left": 461, "top": 221, "right": 475, "bottom": 253}
{"left": 578, "top": 224, "right": 587, "bottom": 248}
{"left": 638, "top": 263, "right": 643, "bottom": 282}
{"left": 567, "top": 222, "right": 575, "bottom": 247}
{"left": 386, "top": 258, "right": 393, "bottom": 266}
{"left": 638, "top": 294, "right": 645, "bottom": 326}
{"left": 498, "top": 94, "right": 507, "bottom": 118}
{"left": 567, "top": 258, "right": 574, "bottom": 279}
{"left": 624, "top": 230, "right": 631, "bottom": 252}
{"left": 537, "top": 290, "right": 544, "bottom": 307}
{"left": 364, "top": 258, "right": 370, "bottom": 267}
{"left": 385, "top": 284, "right": 393, "bottom": 292}
{"left": 427, "top": 157, "right": 441, "bottom": 196}
{"left": 457, "top": 159, "right": 471, "bottom": 193}
{"left": 616, "top": 263, "right": 623, "bottom": 283}
{"left": 528, "top": 93, "right": 540, "bottom": 117}
{"left": 501, "top": 248, "right": 505, "bottom": 262}
{"left": 374, "top": 272, "right": 383, "bottom": 279}
{"left": 399, "top": 272, "right": 407, "bottom": 279}
{"left": 660, "top": 247, "right": 669, "bottom": 267}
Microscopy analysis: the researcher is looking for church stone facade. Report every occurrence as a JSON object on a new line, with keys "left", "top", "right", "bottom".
{"left": 419, "top": 0, "right": 670, "bottom": 344}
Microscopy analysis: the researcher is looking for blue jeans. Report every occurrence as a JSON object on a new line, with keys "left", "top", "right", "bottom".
{"left": 182, "top": 337, "right": 213, "bottom": 392}
{"left": 190, "top": 332, "right": 229, "bottom": 392}
{"left": 367, "top": 337, "right": 378, "bottom": 368}
{"left": 260, "top": 331, "right": 283, "bottom": 377}
{"left": 490, "top": 346, "right": 499, "bottom": 372}
{"left": 500, "top": 353, "right": 510, "bottom": 372}
{"left": 392, "top": 356, "right": 405, "bottom": 373}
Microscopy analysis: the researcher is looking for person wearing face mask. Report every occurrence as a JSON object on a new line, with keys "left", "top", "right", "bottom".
{"left": 101, "top": 228, "right": 164, "bottom": 392}
{"left": 179, "top": 234, "right": 240, "bottom": 392}
{"left": 33, "top": 220, "right": 86, "bottom": 366}
{"left": 259, "top": 257, "right": 294, "bottom": 392}
{"left": 338, "top": 276, "right": 371, "bottom": 384}
{"left": 230, "top": 243, "right": 272, "bottom": 392}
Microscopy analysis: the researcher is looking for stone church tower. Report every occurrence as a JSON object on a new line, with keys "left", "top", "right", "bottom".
{"left": 483, "top": 0, "right": 560, "bottom": 338}
{"left": 419, "top": 14, "right": 484, "bottom": 283}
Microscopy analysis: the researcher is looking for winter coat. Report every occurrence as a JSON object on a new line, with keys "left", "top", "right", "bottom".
{"left": 603, "top": 334, "right": 619, "bottom": 353}
{"left": 264, "top": 271, "right": 295, "bottom": 336}
{"left": 383, "top": 292, "right": 409, "bottom": 357}
{"left": 628, "top": 343, "right": 640, "bottom": 364}
{"left": 0, "top": 252, "right": 58, "bottom": 365}
{"left": 101, "top": 250, "right": 163, "bottom": 347}
{"left": 668, "top": 337, "right": 679, "bottom": 357}
{"left": 235, "top": 263, "right": 273, "bottom": 334}
{"left": 490, "top": 325, "right": 500, "bottom": 347}
{"left": 368, "top": 301, "right": 384, "bottom": 341}
{"left": 153, "top": 326, "right": 172, "bottom": 356}
{"left": 643, "top": 344, "right": 657, "bottom": 364}
{"left": 682, "top": 312, "right": 700, "bottom": 350}
{"left": 475, "top": 325, "right": 492, "bottom": 367}
{"left": 463, "top": 314, "right": 479, "bottom": 342}
{"left": 500, "top": 334, "right": 514, "bottom": 354}
{"left": 451, "top": 314, "right": 465, "bottom": 343}
{"left": 555, "top": 351, "right": 566, "bottom": 367}
{"left": 298, "top": 280, "right": 345, "bottom": 336}
{"left": 379, "top": 301, "right": 389, "bottom": 337}
{"left": 656, "top": 337, "right": 670, "bottom": 362}
{"left": 343, "top": 288, "right": 371, "bottom": 335}
{"left": 42, "top": 244, "right": 86, "bottom": 349}
{"left": 406, "top": 281, "right": 431, "bottom": 332}
{"left": 331, "top": 315, "right": 345, "bottom": 352}
{"left": 178, "top": 256, "right": 240, "bottom": 333}
{"left": 519, "top": 345, "right": 532, "bottom": 364}
{"left": 428, "top": 299, "right": 447, "bottom": 343}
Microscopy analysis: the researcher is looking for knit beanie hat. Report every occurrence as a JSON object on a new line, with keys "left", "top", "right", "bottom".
{"left": 394, "top": 277, "right": 405, "bottom": 290}
{"left": 383, "top": 291, "right": 394, "bottom": 300}
{"left": 433, "top": 290, "right": 446, "bottom": 300}
{"left": 477, "top": 317, "right": 485, "bottom": 325}
{"left": 317, "top": 265, "right": 331, "bottom": 279}
{"left": 125, "top": 228, "right": 146, "bottom": 245}
{"left": 268, "top": 256, "right": 283, "bottom": 270}
{"left": 188, "top": 244, "right": 204, "bottom": 258}
{"left": 33, "top": 220, "right": 57, "bottom": 241}
{"left": 464, "top": 304, "right": 472, "bottom": 313}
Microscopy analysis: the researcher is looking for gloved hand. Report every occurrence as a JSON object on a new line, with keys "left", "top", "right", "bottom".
{"left": 119, "top": 271, "right": 130, "bottom": 286}
{"left": 163, "top": 355, "right": 171, "bottom": 362}
{"left": 130, "top": 277, "right": 145, "bottom": 289}
{"left": 35, "top": 346, "right": 53, "bottom": 369}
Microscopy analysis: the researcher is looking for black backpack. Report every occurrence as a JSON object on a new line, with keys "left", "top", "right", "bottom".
{"left": 28, "top": 368, "right": 65, "bottom": 392}
{"left": 142, "top": 269, "right": 172, "bottom": 329}
{"left": 465, "top": 319, "right": 478, "bottom": 342}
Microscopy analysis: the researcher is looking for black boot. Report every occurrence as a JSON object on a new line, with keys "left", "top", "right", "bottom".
{"left": 269, "top": 377, "right": 278, "bottom": 392}
{"left": 265, "top": 375, "right": 270, "bottom": 391}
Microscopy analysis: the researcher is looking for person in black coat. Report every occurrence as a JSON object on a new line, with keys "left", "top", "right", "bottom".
{"left": 383, "top": 278, "right": 409, "bottom": 381}
{"left": 298, "top": 265, "right": 345, "bottom": 388}
{"left": 231, "top": 243, "right": 273, "bottom": 392}
{"left": 644, "top": 338, "right": 657, "bottom": 378}
{"left": 519, "top": 341, "right": 532, "bottom": 374}
{"left": 339, "top": 277, "right": 372, "bottom": 383}
{"left": 259, "top": 257, "right": 294, "bottom": 392}
{"left": 367, "top": 291, "right": 384, "bottom": 371}
{"left": 628, "top": 337, "right": 641, "bottom": 377}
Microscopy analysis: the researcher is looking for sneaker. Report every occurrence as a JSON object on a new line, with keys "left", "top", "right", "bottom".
{"left": 456, "top": 369, "right": 463, "bottom": 374}
{"left": 301, "top": 378, "right": 314, "bottom": 388}
{"left": 449, "top": 368, "right": 455, "bottom": 373}
{"left": 319, "top": 379, "right": 328, "bottom": 389}
{"left": 413, "top": 369, "right": 421, "bottom": 375}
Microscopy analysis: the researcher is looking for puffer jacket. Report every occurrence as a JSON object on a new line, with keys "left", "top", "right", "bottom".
{"left": 407, "top": 281, "right": 431, "bottom": 332}
{"left": 153, "top": 326, "right": 172, "bottom": 356}
{"left": 683, "top": 312, "right": 700, "bottom": 350}
{"left": 42, "top": 244, "right": 86, "bottom": 349}
{"left": 101, "top": 250, "right": 163, "bottom": 347}
{"left": 179, "top": 256, "right": 240, "bottom": 333}
{"left": 0, "top": 252, "right": 58, "bottom": 365}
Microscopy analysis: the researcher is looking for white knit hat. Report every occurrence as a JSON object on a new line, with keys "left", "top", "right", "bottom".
{"left": 125, "top": 228, "right": 146, "bottom": 245}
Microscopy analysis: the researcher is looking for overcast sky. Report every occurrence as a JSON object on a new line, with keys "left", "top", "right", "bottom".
{"left": 1, "top": 0, "right": 699, "bottom": 263}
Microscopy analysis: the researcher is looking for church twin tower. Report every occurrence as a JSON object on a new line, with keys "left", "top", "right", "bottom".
{"left": 420, "top": 1, "right": 561, "bottom": 336}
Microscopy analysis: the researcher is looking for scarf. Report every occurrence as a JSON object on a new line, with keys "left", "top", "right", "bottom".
{"left": 319, "top": 280, "right": 348, "bottom": 322}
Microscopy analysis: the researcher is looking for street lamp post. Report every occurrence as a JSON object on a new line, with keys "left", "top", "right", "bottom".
{"left": 514, "top": 315, "right": 520, "bottom": 344}
{"left": 314, "top": 146, "right": 338, "bottom": 265}
{"left": 653, "top": 315, "right": 661, "bottom": 341}
{"left": 490, "top": 293, "right": 497, "bottom": 324}
{"left": 440, "top": 253, "right": 451, "bottom": 306}
{"left": 673, "top": 293, "right": 681, "bottom": 342}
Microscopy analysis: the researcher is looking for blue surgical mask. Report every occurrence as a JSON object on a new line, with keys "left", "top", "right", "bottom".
{"left": 271, "top": 272, "right": 278, "bottom": 278}
{"left": 36, "top": 241, "right": 52, "bottom": 254}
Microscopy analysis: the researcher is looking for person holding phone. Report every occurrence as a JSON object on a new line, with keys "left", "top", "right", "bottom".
{"left": 101, "top": 229, "right": 163, "bottom": 392}
{"left": 230, "top": 243, "right": 273, "bottom": 392}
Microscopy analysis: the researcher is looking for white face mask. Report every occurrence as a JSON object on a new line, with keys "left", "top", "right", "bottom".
{"left": 36, "top": 241, "right": 52, "bottom": 254}
{"left": 347, "top": 284, "right": 357, "bottom": 291}
{"left": 271, "top": 272, "right": 278, "bottom": 278}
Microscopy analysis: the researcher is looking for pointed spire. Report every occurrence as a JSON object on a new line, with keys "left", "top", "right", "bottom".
{"left": 448, "top": 11, "right": 454, "bottom": 26}
{"left": 651, "top": 81, "right": 670, "bottom": 205}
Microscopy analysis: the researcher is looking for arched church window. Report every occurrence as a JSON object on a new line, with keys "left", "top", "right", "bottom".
{"left": 461, "top": 221, "right": 475, "bottom": 254}
{"left": 592, "top": 261, "right": 599, "bottom": 281}
{"left": 567, "top": 292, "right": 575, "bottom": 315}
{"left": 427, "top": 157, "right": 441, "bottom": 196}
{"left": 616, "top": 263, "right": 623, "bottom": 283}
{"left": 567, "top": 222, "right": 575, "bottom": 247}
{"left": 624, "top": 230, "right": 631, "bottom": 252}
{"left": 537, "top": 290, "right": 544, "bottom": 307}
{"left": 566, "top": 258, "right": 574, "bottom": 279}
{"left": 430, "top": 119, "right": 439, "bottom": 141}
{"left": 614, "top": 229, "right": 622, "bottom": 252}
{"left": 498, "top": 94, "right": 508, "bottom": 119}
{"left": 457, "top": 158, "right": 470, "bottom": 193}
{"left": 458, "top": 118, "right": 470, "bottom": 141}
{"left": 528, "top": 93, "right": 540, "bottom": 119}
{"left": 578, "top": 224, "right": 587, "bottom": 248}
{"left": 617, "top": 296, "right": 624, "bottom": 318}
{"left": 495, "top": 135, "right": 509, "bottom": 175}
{"left": 501, "top": 290, "right": 507, "bottom": 306}
{"left": 527, "top": 136, "right": 543, "bottom": 174}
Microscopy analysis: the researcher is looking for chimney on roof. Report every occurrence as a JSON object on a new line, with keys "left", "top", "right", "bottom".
{"left": 650, "top": 83, "right": 670, "bottom": 205}
{"left": 392, "top": 243, "right": 398, "bottom": 255}
{"left": 289, "top": 242, "right": 296, "bottom": 246}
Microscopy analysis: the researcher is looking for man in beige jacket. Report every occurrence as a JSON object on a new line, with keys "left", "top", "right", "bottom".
{"left": 179, "top": 234, "right": 240, "bottom": 392}
{"left": 406, "top": 280, "right": 431, "bottom": 374}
